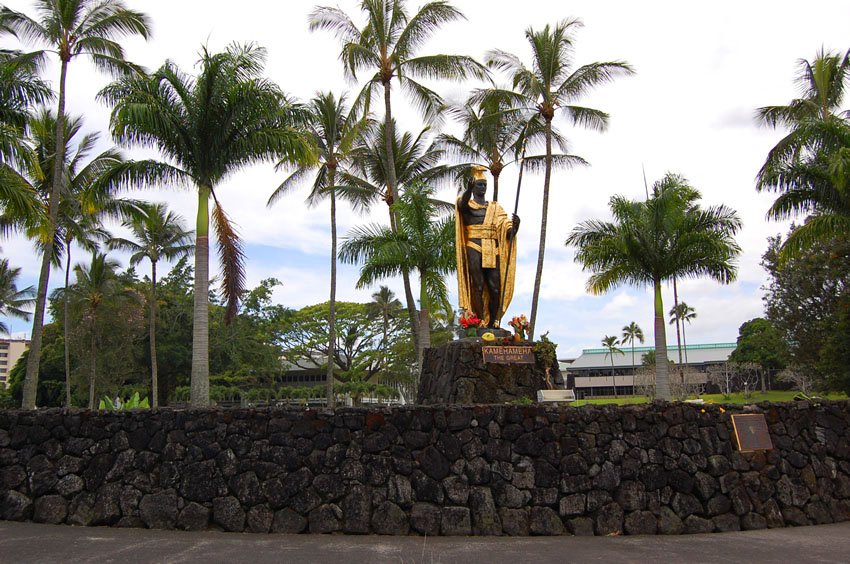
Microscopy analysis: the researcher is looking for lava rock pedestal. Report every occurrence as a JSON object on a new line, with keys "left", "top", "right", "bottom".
{"left": 417, "top": 339, "right": 554, "bottom": 404}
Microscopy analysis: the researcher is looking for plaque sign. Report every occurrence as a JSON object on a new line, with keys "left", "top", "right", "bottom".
{"left": 482, "top": 345, "right": 535, "bottom": 364}
{"left": 731, "top": 413, "right": 773, "bottom": 452}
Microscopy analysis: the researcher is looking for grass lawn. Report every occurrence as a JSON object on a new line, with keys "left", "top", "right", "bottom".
{"left": 571, "top": 390, "right": 848, "bottom": 407}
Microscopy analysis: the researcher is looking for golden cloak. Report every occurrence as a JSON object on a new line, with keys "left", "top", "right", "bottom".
{"left": 456, "top": 198, "right": 517, "bottom": 326}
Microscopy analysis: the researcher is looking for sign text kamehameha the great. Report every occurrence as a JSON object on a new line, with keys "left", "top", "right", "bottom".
{"left": 481, "top": 345, "right": 535, "bottom": 364}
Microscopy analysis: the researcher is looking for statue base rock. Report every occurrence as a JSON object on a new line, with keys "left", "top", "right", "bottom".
{"left": 417, "top": 339, "right": 558, "bottom": 405}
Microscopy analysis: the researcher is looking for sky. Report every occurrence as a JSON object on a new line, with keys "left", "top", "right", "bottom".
{"left": 0, "top": 0, "right": 847, "bottom": 358}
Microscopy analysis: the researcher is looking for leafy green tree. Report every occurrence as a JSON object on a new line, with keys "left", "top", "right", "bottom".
{"left": 601, "top": 335, "right": 623, "bottom": 398}
{"left": 0, "top": 0, "right": 151, "bottom": 410}
{"left": 339, "top": 181, "right": 455, "bottom": 381}
{"left": 0, "top": 258, "right": 34, "bottom": 334}
{"left": 567, "top": 173, "right": 741, "bottom": 400}
{"left": 279, "top": 301, "right": 387, "bottom": 383}
{"left": 756, "top": 49, "right": 850, "bottom": 258}
{"left": 729, "top": 317, "right": 789, "bottom": 393}
{"left": 108, "top": 203, "right": 193, "bottom": 407}
{"left": 486, "top": 19, "right": 634, "bottom": 338}
{"left": 268, "top": 92, "right": 373, "bottom": 408}
{"left": 762, "top": 228, "right": 850, "bottom": 390}
{"left": 621, "top": 321, "right": 644, "bottom": 376}
{"left": 100, "top": 42, "right": 313, "bottom": 406}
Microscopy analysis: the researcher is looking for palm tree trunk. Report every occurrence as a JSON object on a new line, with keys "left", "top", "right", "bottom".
{"left": 654, "top": 278, "right": 671, "bottom": 400}
{"left": 326, "top": 170, "right": 337, "bottom": 409}
{"left": 382, "top": 81, "right": 420, "bottom": 353}
{"left": 22, "top": 58, "right": 69, "bottom": 410}
{"left": 88, "top": 329, "right": 97, "bottom": 410}
{"left": 493, "top": 172, "right": 500, "bottom": 202}
{"left": 417, "top": 280, "right": 430, "bottom": 391}
{"left": 191, "top": 185, "right": 211, "bottom": 407}
{"left": 528, "top": 118, "right": 553, "bottom": 341}
{"left": 150, "top": 260, "right": 158, "bottom": 408}
{"left": 611, "top": 358, "right": 617, "bottom": 398}
{"left": 673, "top": 278, "right": 683, "bottom": 383}
{"left": 63, "top": 240, "right": 72, "bottom": 408}
{"left": 387, "top": 207, "right": 421, "bottom": 354}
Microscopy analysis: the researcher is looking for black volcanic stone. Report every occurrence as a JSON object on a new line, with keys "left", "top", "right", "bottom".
{"left": 139, "top": 491, "right": 178, "bottom": 529}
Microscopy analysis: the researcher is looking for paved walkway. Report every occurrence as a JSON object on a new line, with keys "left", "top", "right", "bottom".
{"left": 1, "top": 521, "right": 849, "bottom": 563}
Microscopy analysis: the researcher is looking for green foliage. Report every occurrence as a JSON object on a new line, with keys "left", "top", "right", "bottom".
{"left": 729, "top": 318, "right": 790, "bottom": 371}
{"left": 763, "top": 228, "right": 850, "bottom": 392}
{"left": 567, "top": 173, "right": 742, "bottom": 400}
{"left": 99, "top": 391, "right": 150, "bottom": 410}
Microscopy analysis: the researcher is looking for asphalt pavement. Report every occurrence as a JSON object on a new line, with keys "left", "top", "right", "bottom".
{"left": 1, "top": 520, "right": 849, "bottom": 563}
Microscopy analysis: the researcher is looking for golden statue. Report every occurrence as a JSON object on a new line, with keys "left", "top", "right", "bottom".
{"left": 456, "top": 166, "right": 520, "bottom": 328}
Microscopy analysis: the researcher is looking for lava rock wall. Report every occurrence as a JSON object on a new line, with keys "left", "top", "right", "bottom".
{"left": 1, "top": 402, "right": 849, "bottom": 535}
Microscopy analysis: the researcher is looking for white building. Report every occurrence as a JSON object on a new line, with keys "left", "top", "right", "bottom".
{"left": 0, "top": 339, "right": 29, "bottom": 388}
{"left": 560, "top": 342, "right": 737, "bottom": 398}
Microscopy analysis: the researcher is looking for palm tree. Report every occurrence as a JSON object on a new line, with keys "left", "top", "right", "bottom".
{"left": 756, "top": 49, "right": 850, "bottom": 258}
{"left": 339, "top": 181, "right": 455, "bottom": 383}
{"left": 486, "top": 19, "right": 634, "bottom": 339}
{"left": 108, "top": 203, "right": 193, "bottom": 408}
{"left": 63, "top": 251, "right": 124, "bottom": 409}
{"left": 268, "top": 91, "right": 373, "bottom": 409}
{"left": 343, "top": 120, "right": 453, "bottom": 348}
{"left": 0, "top": 258, "right": 35, "bottom": 335}
{"left": 437, "top": 91, "right": 531, "bottom": 202}
{"left": 99, "top": 43, "right": 313, "bottom": 407}
{"left": 0, "top": 0, "right": 151, "bottom": 409}
{"left": 621, "top": 321, "right": 644, "bottom": 378}
{"left": 367, "top": 285, "right": 403, "bottom": 378}
{"left": 669, "top": 302, "right": 697, "bottom": 367}
{"left": 311, "top": 0, "right": 485, "bottom": 356}
{"left": 2, "top": 109, "right": 132, "bottom": 407}
{"left": 601, "top": 335, "right": 623, "bottom": 398}
{"left": 310, "top": 0, "right": 486, "bottom": 207}
{"left": 0, "top": 50, "right": 51, "bottom": 207}
{"left": 566, "top": 173, "right": 741, "bottom": 400}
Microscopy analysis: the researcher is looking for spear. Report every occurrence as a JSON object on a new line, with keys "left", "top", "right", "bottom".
{"left": 497, "top": 139, "right": 528, "bottom": 327}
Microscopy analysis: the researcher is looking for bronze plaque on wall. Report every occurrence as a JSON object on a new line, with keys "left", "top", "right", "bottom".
{"left": 731, "top": 413, "right": 773, "bottom": 452}
{"left": 482, "top": 346, "right": 535, "bottom": 364}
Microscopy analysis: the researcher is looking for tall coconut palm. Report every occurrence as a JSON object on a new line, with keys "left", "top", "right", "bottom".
{"left": 0, "top": 258, "right": 34, "bottom": 335}
{"left": 669, "top": 302, "right": 696, "bottom": 367}
{"left": 268, "top": 91, "right": 374, "bottom": 408}
{"left": 63, "top": 251, "right": 123, "bottom": 409}
{"left": 2, "top": 109, "right": 132, "bottom": 407}
{"left": 108, "top": 203, "right": 193, "bottom": 408}
{"left": 566, "top": 174, "right": 741, "bottom": 400}
{"left": 756, "top": 49, "right": 850, "bottom": 259}
{"left": 343, "top": 120, "right": 453, "bottom": 347}
{"left": 310, "top": 0, "right": 486, "bottom": 354}
{"left": 486, "top": 19, "right": 634, "bottom": 339}
{"left": 310, "top": 0, "right": 486, "bottom": 206}
{"left": 0, "top": 0, "right": 151, "bottom": 409}
{"left": 437, "top": 91, "right": 530, "bottom": 202}
{"left": 621, "top": 321, "right": 644, "bottom": 377}
{"left": 601, "top": 335, "right": 623, "bottom": 398}
{"left": 99, "top": 43, "right": 313, "bottom": 407}
{"left": 339, "top": 181, "right": 455, "bottom": 384}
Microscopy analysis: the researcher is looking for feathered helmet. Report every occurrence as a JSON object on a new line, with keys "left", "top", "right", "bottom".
{"left": 471, "top": 165, "right": 488, "bottom": 183}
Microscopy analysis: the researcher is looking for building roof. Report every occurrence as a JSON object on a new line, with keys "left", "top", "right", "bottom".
{"left": 564, "top": 343, "right": 737, "bottom": 370}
